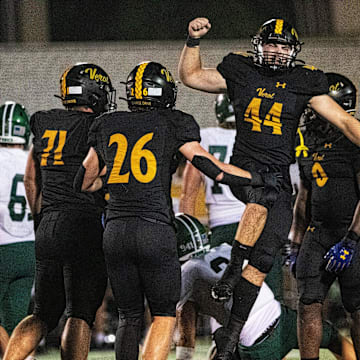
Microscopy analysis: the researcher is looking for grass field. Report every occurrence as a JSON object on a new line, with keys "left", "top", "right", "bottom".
{"left": 34, "top": 336, "right": 338, "bottom": 359}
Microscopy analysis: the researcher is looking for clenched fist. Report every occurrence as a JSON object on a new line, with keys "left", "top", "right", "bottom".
{"left": 188, "top": 17, "right": 211, "bottom": 39}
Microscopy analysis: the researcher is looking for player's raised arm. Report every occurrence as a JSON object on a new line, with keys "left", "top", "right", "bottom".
{"left": 178, "top": 17, "right": 227, "bottom": 93}
{"left": 310, "top": 94, "right": 360, "bottom": 147}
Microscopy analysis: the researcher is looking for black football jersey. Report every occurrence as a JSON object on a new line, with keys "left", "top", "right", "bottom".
{"left": 88, "top": 109, "right": 201, "bottom": 224}
{"left": 217, "top": 53, "right": 328, "bottom": 166}
{"left": 31, "top": 109, "right": 105, "bottom": 214}
{"left": 298, "top": 136, "right": 360, "bottom": 227}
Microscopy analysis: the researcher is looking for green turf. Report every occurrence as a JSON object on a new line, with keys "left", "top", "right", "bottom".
{"left": 35, "top": 336, "right": 338, "bottom": 359}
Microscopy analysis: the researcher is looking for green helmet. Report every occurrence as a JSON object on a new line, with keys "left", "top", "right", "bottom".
{"left": 0, "top": 101, "right": 30, "bottom": 146}
{"left": 174, "top": 213, "right": 210, "bottom": 262}
{"left": 215, "top": 94, "right": 235, "bottom": 127}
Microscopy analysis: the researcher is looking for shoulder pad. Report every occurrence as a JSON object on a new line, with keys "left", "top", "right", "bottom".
{"left": 233, "top": 51, "right": 251, "bottom": 58}
{"left": 302, "top": 64, "right": 319, "bottom": 71}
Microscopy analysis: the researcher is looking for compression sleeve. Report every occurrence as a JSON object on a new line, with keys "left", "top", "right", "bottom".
{"left": 191, "top": 156, "right": 251, "bottom": 186}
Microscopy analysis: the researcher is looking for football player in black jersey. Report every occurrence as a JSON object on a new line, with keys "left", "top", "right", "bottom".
{"left": 4, "top": 63, "right": 116, "bottom": 360}
{"left": 291, "top": 73, "right": 360, "bottom": 359}
{"left": 74, "top": 61, "right": 282, "bottom": 360}
{"left": 178, "top": 17, "right": 360, "bottom": 360}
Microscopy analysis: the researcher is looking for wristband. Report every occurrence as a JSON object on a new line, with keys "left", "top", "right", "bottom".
{"left": 346, "top": 230, "right": 360, "bottom": 242}
{"left": 186, "top": 35, "right": 200, "bottom": 48}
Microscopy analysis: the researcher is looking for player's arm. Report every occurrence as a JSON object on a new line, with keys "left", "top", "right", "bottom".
{"left": 24, "top": 146, "right": 42, "bottom": 231}
{"left": 73, "top": 147, "right": 107, "bottom": 193}
{"left": 309, "top": 94, "right": 360, "bottom": 146}
{"left": 179, "top": 141, "right": 251, "bottom": 185}
{"left": 347, "top": 172, "right": 360, "bottom": 236}
{"left": 179, "top": 162, "right": 204, "bottom": 215}
{"left": 324, "top": 171, "right": 360, "bottom": 273}
{"left": 290, "top": 179, "right": 311, "bottom": 246}
{"left": 24, "top": 145, "right": 42, "bottom": 215}
{"left": 178, "top": 17, "right": 227, "bottom": 93}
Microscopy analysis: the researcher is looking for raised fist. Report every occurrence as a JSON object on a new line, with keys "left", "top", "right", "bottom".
{"left": 188, "top": 17, "right": 211, "bottom": 39}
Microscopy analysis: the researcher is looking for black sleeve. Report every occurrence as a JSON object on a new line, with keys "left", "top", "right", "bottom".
{"left": 169, "top": 110, "right": 201, "bottom": 148}
{"left": 87, "top": 117, "right": 101, "bottom": 147}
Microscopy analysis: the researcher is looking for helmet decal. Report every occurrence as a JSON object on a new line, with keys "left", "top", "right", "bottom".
{"left": 135, "top": 62, "right": 149, "bottom": 100}
{"left": 58, "top": 63, "right": 116, "bottom": 115}
{"left": 174, "top": 213, "right": 210, "bottom": 262}
{"left": 0, "top": 101, "right": 30, "bottom": 146}
{"left": 274, "top": 19, "right": 284, "bottom": 34}
{"left": 125, "top": 61, "right": 177, "bottom": 111}
{"left": 60, "top": 66, "right": 72, "bottom": 100}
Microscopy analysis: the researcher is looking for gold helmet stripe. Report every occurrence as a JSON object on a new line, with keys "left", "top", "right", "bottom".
{"left": 135, "top": 62, "right": 149, "bottom": 99}
{"left": 60, "top": 67, "right": 72, "bottom": 100}
{"left": 274, "top": 19, "right": 284, "bottom": 34}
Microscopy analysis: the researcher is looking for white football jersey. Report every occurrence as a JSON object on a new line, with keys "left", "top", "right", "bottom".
{"left": 178, "top": 243, "right": 281, "bottom": 347}
{"left": 0, "top": 148, "right": 35, "bottom": 244}
{"left": 200, "top": 127, "right": 245, "bottom": 228}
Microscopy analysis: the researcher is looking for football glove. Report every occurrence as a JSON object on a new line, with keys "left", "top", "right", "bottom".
{"left": 285, "top": 242, "right": 300, "bottom": 278}
{"left": 211, "top": 241, "right": 251, "bottom": 302}
{"left": 324, "top": 231, "right": 359, "bottom": 274}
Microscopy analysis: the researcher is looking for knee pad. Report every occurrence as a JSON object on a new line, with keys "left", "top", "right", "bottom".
{"left": 249, "top": 249, "right": 276, "bottom": 274}
{"left": 231, "top": 277, "right": 260, "bottom": 321}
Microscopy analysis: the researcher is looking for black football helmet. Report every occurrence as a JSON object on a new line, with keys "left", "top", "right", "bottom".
{"left": 125, "top": 61, "right": 177, "bottom": 111}
{"left": 59, "top": 63, "right": 116, "bottom": 115}
{"left": 215, "top": 94, "right": 235, "bottom": 128}
{"left": 251, "top": 19, "right": 302, "bottom": 70}
{"left": 303, "top": 72, "right": 357, "bottom": 143}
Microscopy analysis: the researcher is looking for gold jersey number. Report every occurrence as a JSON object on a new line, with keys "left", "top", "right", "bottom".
{"left": 244, "top": 98, "right": 283, "bottom": 135}
{"left": 40, "top": 130, "right": 67, "bottom": 166}
{"left": 312, "top": 162, "right": 328, "bottom": 187}
{"left": 108, "top": 132, "right": 157, "bottom": 184}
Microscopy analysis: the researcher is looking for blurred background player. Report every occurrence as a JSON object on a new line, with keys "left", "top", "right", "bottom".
{"left": 76, "top": 61, "right": 281, "bottom": 360}
{"left": 177, "top": 94, "right": 245, "bottom": 359}
{"left": 174, "top": 213, "right": 356, "bottom": 360}
{"left": 0, "top": 101, "right": 35, "bottom": 358}
{"left": 4, "top": 63, "right": 115, "bottom": 360}
{"left": 180, "top": 93, "right": 245, "bottom": 248}
{"left": 291, "top": 72, "right": 360, "bottom": 360}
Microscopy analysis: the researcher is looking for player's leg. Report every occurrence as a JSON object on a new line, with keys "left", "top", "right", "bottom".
{"left": 5, "top": 213, "right": 67, "bottom": 360}
{"left": 212, "top": 172, "right": 289, "bottom": 303}
{"left": 175, "top": 301, "right": 197, "bottom": 360}
{"left": 61, "top": 317, "right": 92, "bottom": 360}
{"left": 3, "top": 314, "right": 47, "bottom": 360}
{"left": 0, "top": 325, "right": 9, "bottom": 357}
{"left": 139, "top": 219, "right": 181, "bottom": 360}
{"left": 57, "top": 212, "right": 107, "bottom": 360}
{"left": 103, "top": 217, "right": 145, "bottom": 360}
{"left": 143, "top": 316, "right": 177, "bottom": 360}
{"left": 296, "top": 225, "right": 336, "bottom": 360}
{"left": 215, "top": 190, "right": 293, "bottom": 360}
{"left": 2, "top": 242, "right": 35, "bottom": 335}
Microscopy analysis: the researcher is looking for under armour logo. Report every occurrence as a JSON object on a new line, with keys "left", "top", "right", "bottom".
{"left": 276, "top": 82, "right": 286, "bottom": 88}
{"left": 324, "top": 143, "right": 332, "bottom": 149}
{"left": 307, "top": 226, "right": 315, "bottom": 232}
